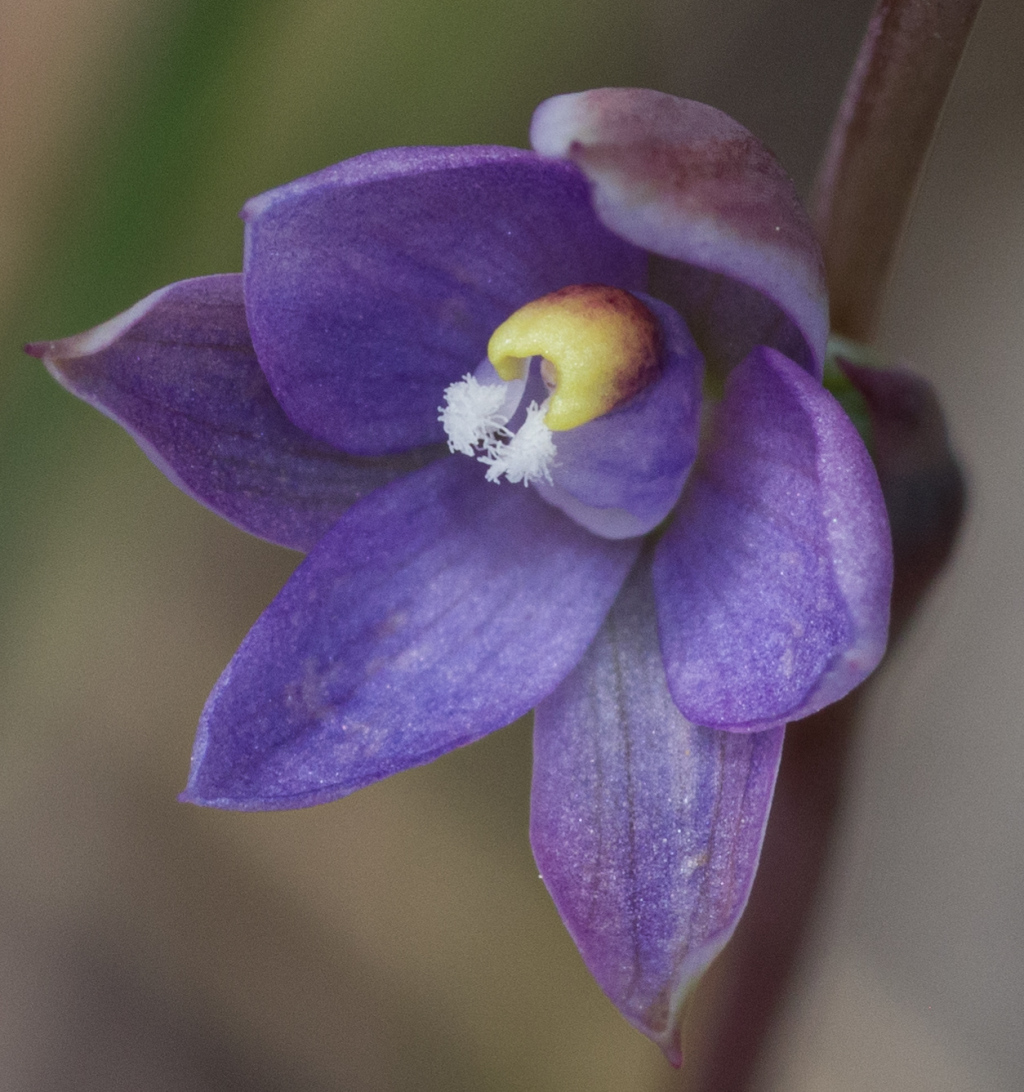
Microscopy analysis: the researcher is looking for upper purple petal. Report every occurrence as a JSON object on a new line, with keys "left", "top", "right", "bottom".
{"left": 182, "top": 457, "right": 639, "bottom": 810}
{"left": 531, "top": 559, "right": 784, "bottom": 1063}
{"left": 536, "top": 293, "right": 704, "bottom": 538}
{"left": 26, "top": 275, "right": 442, "bottom": 551}
{"left": 530, "top": 89, "right": 829, "bottom": 376}
{"left": 653, "top": 347, "right": 892, "bottom": 730}
{"left": 242, "top": 146, "right": 647, "bottom": 456}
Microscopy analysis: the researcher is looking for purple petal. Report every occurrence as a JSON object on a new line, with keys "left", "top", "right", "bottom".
{"left": 531, "top": 89, "right": 829, "bottom": 375}
{"left": 243, "top": 146, "right": 647, "bottom": 456}
{"left": 531, "top": 560, "right": 784, "bottom": 1063}
{"left": 653, "top": 347, "right": 892, "bottom": 730}
{"left": 536, "top": 293, "right": 704, "bottom": 538}
{"left": 27, "top": 275, "right": 442, "bottom": 551}
{"left": 183, "top": 457, "right": 639, "bottom": 810}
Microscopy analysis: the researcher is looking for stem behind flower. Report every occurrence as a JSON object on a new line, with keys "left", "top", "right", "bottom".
{"left": 811, "top": 0, "right": 983, "bottom": 340}
{"left": 674, "top": 3, "right": 978, "bottom": 1088}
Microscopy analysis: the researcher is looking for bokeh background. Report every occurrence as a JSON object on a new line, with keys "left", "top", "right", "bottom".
{"left": 1, "top": 0, "right": 1021, "bottom": 1088}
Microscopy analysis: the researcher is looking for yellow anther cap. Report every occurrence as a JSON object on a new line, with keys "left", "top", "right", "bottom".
{"left": 487, "top": 285, "right": 660, "bottom": 431}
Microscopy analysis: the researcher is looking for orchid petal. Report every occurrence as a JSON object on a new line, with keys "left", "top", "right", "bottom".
{"left": 653, "top": 347, "right": 892, "bottom": 730}
{"left": 243, "top": 147, "right": 647, "bottom": 456}
{"left": 531, "top": 88, "right": 829, "bottom": 375}
{"left": 532, "top": 560, "right": 784, "bottom": 1063}
{"left": 183, "top": 457, "right": 639, "bottom": 810}
{"left": 26, "top": 275, "right": 442, "bottom": 551}
{"left": 536, "top": 293, "right": 703, "bottom": 538}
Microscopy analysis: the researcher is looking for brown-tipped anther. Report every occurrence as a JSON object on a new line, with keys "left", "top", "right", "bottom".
{"left": 488, "top": 285, "right": 660, "bottom": 431}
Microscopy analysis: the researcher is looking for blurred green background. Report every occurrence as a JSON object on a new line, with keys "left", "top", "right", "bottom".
{"left": 2, "top": 0, "right": 1022, "bottom": 1088}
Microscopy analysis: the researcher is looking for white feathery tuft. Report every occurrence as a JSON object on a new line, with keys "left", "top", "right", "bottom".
{"left": 480, "top": 401, "right": 557, "bottom": 485}
{"left": 438, "top": 374, "right": 510, "bottom": 455}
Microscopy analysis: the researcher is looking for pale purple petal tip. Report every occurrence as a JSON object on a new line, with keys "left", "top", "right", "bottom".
{"left": 30, "top": 275, "right": 441, "bottom": 551}
{"left": 243, "top": 145, "right": 646, "bottom": 457}
{"left": 532, "top": 561, "right": 784, "bottom": 1061}
{"left": 183, "top": 458, "right": 638, "bottom": 810}
{"left": 654, "top": 347, "right": 892, "bottom": 730}
{"left": 531, "top": 89, "right": 829, "bottom": 376}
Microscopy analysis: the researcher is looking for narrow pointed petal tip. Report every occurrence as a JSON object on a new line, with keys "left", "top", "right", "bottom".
{"left": 655, "top": 347, "right": 892, "bottom": 730}
{"left": 184, "top": 458, "right": 639, "bottom": 810}
{"left": 532, "top": 562, "right": 784, "bottom": 1061}
{"left": 27, "top": 275, "right": 442, "bottom": 551}
{"left": 531, "top": 89, "right": 829, "bottom": 376}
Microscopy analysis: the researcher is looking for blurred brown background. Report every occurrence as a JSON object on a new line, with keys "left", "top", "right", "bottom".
{"left": 0, "top": 0, "right": 1020, "bottom": 1088}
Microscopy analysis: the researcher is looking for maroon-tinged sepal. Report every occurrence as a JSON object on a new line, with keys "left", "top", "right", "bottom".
{"left": 531, "top": 88, "right": 829, "bottom": 376}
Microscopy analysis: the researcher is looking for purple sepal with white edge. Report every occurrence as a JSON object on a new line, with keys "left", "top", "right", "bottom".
{"left": 25, "top": 275, "right": 442, "bottom": 551}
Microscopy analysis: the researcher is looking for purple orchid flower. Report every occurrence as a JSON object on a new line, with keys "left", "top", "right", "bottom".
{"left": 27, "top": 88, "right": 892, "bottom": 1062}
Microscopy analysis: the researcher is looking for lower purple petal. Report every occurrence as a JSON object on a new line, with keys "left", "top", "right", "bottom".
{"left": 531, "top": 560, "right": 784, "bottom": 1063}
{"left": 183, "top": 458, "right": 639, "bottom": 810}
{"left": 27, "top": 275, "right": 442, "bottom": 551}
{"left": 653, "top": 348, "right": 892, "bottom": 730}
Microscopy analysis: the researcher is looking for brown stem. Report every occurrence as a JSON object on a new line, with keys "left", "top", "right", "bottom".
{"left": 662, "top": 5, "right": 979, "bottom": 1086}
{"left": 674, "top": 693, "right": 863, "bottom": 1092}
{"left": 672, "top": 362, "right": 965, "bottom": 1092}
{"left": 811, "top": 0, "right": 983, "bottom": 340}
